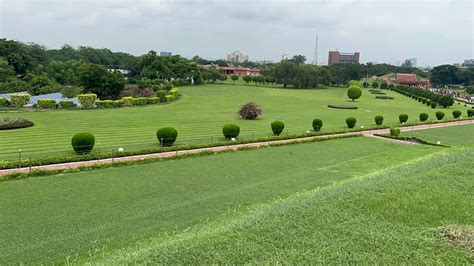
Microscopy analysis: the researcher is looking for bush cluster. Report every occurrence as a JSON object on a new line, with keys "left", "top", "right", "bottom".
{"left": 390, "top": 127, "right": 400, "bottom": 137}
{"left": 399, "top": 114, "right": 408, "bottom": 123}
{"left": 156, "top": 127, "right": 178, "bottom": 146}
{"left": 374, "top": 115, "right": 384, "bottom": 126}
{"left": 389, "top": 84, "right": 454, "bottom": 108}
{"left": 312, "top": 119, "right": 323, "bottom": 131}
{"left": 71, "top": 132, "right": 95, "bottom": 154}
{"left": 37, "top": 99, "right": 56, "bottom": 108}
{"left": 345, "top": 117, "right": 357, "bottom": 128}
{"left": 222, "top": 124, "right": 240, "bottom": 139}
{"left": 271, "top": 121, "right": 285, "bottom": 136}
{"left": 419, "top": 113, "right": 429, "bottom": 122}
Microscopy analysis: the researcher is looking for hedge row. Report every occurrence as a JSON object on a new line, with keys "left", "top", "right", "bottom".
{"left": 390, "top": 84, "right": 454, "bottom": 108}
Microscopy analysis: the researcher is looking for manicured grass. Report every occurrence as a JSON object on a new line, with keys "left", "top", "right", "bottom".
{"left": 0, "top": 137, "right": 442, "bottom": 263}
{"left": 1, "top": 84, "right": 467, "bottom": 161}
{"left": 97, "top": 146, "right": 472, "bottom": 264}
{"left": 400, "top": 123, "right": 474, "bottom": 146}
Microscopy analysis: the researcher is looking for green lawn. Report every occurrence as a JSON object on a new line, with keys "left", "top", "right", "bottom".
{"left": 1, "top": 84, "right": 468, "bottom": 161}
{"left": 400, "top": 123, "right": 474, "bottom": 146}
{"left": 0, "top": 137, "right": 450, "bottom": 264}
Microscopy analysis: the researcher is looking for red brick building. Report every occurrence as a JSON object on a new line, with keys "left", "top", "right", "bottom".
{"left": 328, "top": 51, "right": 360, "bottom": 65}
{"left": 216, "top": 66, "right": 261, "bottom": 76}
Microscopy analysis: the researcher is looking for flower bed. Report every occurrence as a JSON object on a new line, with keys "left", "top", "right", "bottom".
{"left": 0, "top": 117, "right": 34, "bottom": 130}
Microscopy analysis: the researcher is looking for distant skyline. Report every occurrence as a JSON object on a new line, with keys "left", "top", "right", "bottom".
{"left": 1, "top": 0, "right": 473, "bottom": 66}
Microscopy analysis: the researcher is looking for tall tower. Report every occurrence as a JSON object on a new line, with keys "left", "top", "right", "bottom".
{"left": 312, "top": 35, "right": 318, "bottom": 65}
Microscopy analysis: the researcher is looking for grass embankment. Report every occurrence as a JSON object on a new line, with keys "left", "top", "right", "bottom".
{"left": 399, "top": 124, "right": 474, "bottom": 146}
{"left": 1, "top": 84, "right": 468, "bottom": 161}
{"left": 0, "top": 137, "right": 443, "bottom": 263}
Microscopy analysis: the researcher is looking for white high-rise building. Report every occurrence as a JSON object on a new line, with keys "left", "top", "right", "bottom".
{"left": 226, "top": 51, "right": 249, "bottom": 63}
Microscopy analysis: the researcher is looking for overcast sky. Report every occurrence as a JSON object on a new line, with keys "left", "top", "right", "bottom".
{"left": 0, "top": 0, "right": 473, "bottom": 66}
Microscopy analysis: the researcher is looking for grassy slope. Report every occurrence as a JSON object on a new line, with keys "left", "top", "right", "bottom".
{"left": 0, "top": 137, "right": 440, "bottom": 264}
{"left": 1, "top": 84, "right": 467, "bottom": 160}
{"left": 400, "top": 123, "right": 474, "bottom": 146}
{"left": 96, "top": 146, "right": 473, "bottom": 264}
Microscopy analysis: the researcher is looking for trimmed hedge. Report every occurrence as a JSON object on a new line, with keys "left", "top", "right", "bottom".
{"left": 148, "top": 97, "right": 160, "bottom": 104}
{"left": 223, "top": 124, "right": 240, "bottom": 139}
{"left": 468, "top": 109, "right": 474, "bottom": 117}
{"left": 59, "top": 100, "right": 74, "bottom": 108}
{"left": 431, "top": 102, "right": 437, "bottom": 109}
{"left": 121, "top": 96, "right": 133, "bottom": 106}
{"left": 165, "top": 95, "right": 176, "bottom": 102}
{"left": 374, "top": 115, "right": 384, "bottom": 126}
{"left": 95, "top": 100, "right": 115, "bottom": 108}
{"left": 390, "top": 127, "right": 400, "bottom": 137}
{"left": 156, "top": 90, "right": 167, "bottom": 102}
{"left": 399, "top": 114, "right": 408, "bottom": 123}
{"left": 37, "top": 99, "right": 56, "bottom": 108}
{"left": 169, "top": 88, "right": 179, "bottom": 97}
{"left": 435, "top": 111, "right": 445, "bottom": 120}
{"left": 77, "top": 94, "right": 97, "bottom": 108}
{"left": 71, "top": 132, "right": 95, "bottom": 155}
{"left": 271, "top": 120, "right": 285, "bottom": 136}
{"left": 10, "top": 94, "right": 30, "bottom": 107}
{"left": 375, "top": 95, "right": 394, "bottom": 100}
{"left": 452, "top": 110, "right": 461, "bottom": 118}
{"left": 132, "top": 97, "right": 148, "bottom": 106}
{"left": 345, "top": 117, "right": 357, "bottom": 128}
{"left": 419, "top": 113, "right": 429, "bottom": 122}
{"left": 327, "top": 104, "right": 358, "bottom": 109}
{"left": 312, "top": 119, "right": 323, "bottom": 132}
{"left": 0, "top": 117, "right": 34, "bottom": 130}
{"left": 113, "top": 100, "right": 124, "bottom": 108}
{"left": 0, "top": 97, "right": 7, "bottom": 106}
{"left": 156, "top": 127, "right": 178, "bottom": 146}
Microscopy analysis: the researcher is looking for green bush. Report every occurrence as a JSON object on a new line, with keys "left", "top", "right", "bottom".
{"left": 95, "top": 100, "right": 106, "bottom": 108}
{"left": 59, "top": 100, "right": 74, "bottom": 108}
{"left": 77, "top": 94, "right": 97, "bottom": 108}
{"left": 374, "top": 115, "right": 384, "bottom": 126}
{"left": 347, "top": 86, "right": 362, "bottom": 101}
{"left": 113, "top": 100, "right": 124, "bottom": 108}
{"left": 468, "top": 109, "right": 474, "bottom": 117}
{"left": 165, "top": 95, "right": 176, "bottom": 102}
{"left": 37, "top": 99, "right": 56, "bottom": 108}
{"left": 435, "top": 111, "right": 445, "bottom": 120}
{"left": 327, "top": 104, "right": 358, "bottom": 109}
{"left": 380, "top": 83, "right": 388, "bottom": 89}
{"left": 426, "top": 99, "right": 432, "bottom": 106}
{"left": 169, "top": 87, "right": 179, "bottom": 97}
{"left": 10, "top": 94, "right": 30, "bottom": 107}
{"left": 71, "top": 132, "right": 95, "bottom": 155}
{"left": 271, "top": 121, "right": 285, "bottom": 136}
{"left": 345, "top": 117, "right": 357, "bottom": 128}
{"left": 312, "top": 119, "right": 323, "bottom": 131}
{"left": 452, "top": 110, "right": 462, "bottom": 118}
{"left": 419, "top": 113, "right": 429, "bottom": 122}
{"left": 375, "top": 95, "right": 394, "bottom": 100}
{"left": 132, "top": 97, "right": 148, "bottom": 105}
{"left": 121, "top": 96, "right": 133, "bottom": 106}
{"left": 0, "top": 97, "right": 7, "bottom": 106}
{"left": 399, "top": 114, "right": 408, "bottom": 123}
{"left": 156, "top": 127, "right": 178, "bottom": 146}
{"left": 439, "top": 95, "right": 454, "bottom": 108}
{"left": 390, "top": 127, "right": 400, "bottom": 137}
{"left": 147, "top": 97, "right": 160, "bottom": 104}
{"left": 388, "top": 84, "right": 395, "bottom": 90}
{"left": 156, "top": 90, "right": 167, "bottom": 102}
{"left": 431, "top": 102, "right": 437, "bottom": 109}
{"left": 222, "top": 124, "right": 240, "bottom": 139}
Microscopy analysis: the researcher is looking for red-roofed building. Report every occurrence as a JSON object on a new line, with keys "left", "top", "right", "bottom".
{"left": 374, "top": 73, "right": 430, "bottom": 87}
{"left": 216, "top": 66, "right": 261, "bottom": 76}
{"left": 396, "top": 73, "right": 417, "bottom": 85}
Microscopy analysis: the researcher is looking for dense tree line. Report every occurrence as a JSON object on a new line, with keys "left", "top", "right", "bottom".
{"left": 430, "top": 64, "right": 474, "bottom": 86}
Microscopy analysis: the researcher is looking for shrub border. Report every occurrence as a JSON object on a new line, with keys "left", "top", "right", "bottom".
{"left": 327, "top": 104, "right": 358, "bottom": 110}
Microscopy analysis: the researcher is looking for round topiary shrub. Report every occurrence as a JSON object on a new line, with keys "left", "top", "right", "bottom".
{"left": 452, "top": 110, "right": 461, "bottom": 119}
{"left": 374, "top": 115, "right": 384, "bottom": 126}
{"left": 467, "top": 109, "right": 474, "bottom": 117}
{"left": 431, "top": 102, "right": 437, "bottom": 109}
{"left": 426, "top": 99, "right": 432, "bottom": 106}
{"left": 347, "top": 86, "right": 362, "bottom": 102}
{"left": 435, "top": 111, "right": 445, "bottom": 120}
{"left": 399, "top": 114, "right": 408, "bottom": 123}
{"left": 345, "top": 117, "right": 357, "bottom": 128}
{"left": 71, "top": 132, "right": 95, "bottom": 155}
{"left": 312, "top": 119, "right": 323, "bottom": 132}
{"left": 419, "top": 113, "right": 429, "bottom": 122}
{"left": 390, "top": 127, "right": 400, "bottom": 137}
{"left": 156, "top": 127, "right": 178, "bottom": 146}
{"left": 237, "top": 102, "right": 262, "bottom": 120}
{"left": 271, "top": 120, "right": 285, "bottom": 136}
{"left": 223, "top": 124, "right": 240, "bottom": 139}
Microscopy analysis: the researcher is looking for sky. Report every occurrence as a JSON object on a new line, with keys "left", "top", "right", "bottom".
{"left": 0, "top": 0, "right": 473, "bottom": 66}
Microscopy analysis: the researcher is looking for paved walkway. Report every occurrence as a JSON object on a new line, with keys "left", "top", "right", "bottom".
{"left": 1, "top": 120, "right": 472, "bottom": 176}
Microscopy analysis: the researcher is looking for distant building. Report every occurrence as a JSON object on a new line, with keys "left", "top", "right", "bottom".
{"left": 328, "top": 51, "right": 360, "bottom": 65}
{"left": 373, "top": 73, "right": 430, "bottom": 87}
{"left": 462, "top": 59, "right": 474, "bottom": 68}
{"left": 160, "top": 51, "right": 172, "bottom": 57}
{"left": 226, "top": 51, "right": 249, "bottom": 63}
{"left": 215, "top": 66, "right": 260, "bottom": 76}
